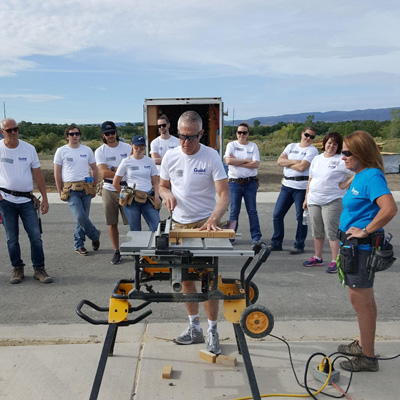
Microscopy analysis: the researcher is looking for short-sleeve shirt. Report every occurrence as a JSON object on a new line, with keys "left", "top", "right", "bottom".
{"left": 282, "top": 143, "right": 318, "bottom": 190}
{"left": 0, "top": 139, "right": 40, "bottom": 204}
{"left": 54, "top": 144, "right": 95, "bottom": 182}
{"left": 224, "top": 141, "right": 260, "bottom": 179}
{"left": 160, "top": 144, "right": 227, "bottom": 224}
{"left": 116, "top": 155, "right": 158, "bottom": 193}
{"left": 150, "top": 135, "right": 180, "bottom": 172}
{"left": 95, "top": 141, "right": 132, "bottom": 191}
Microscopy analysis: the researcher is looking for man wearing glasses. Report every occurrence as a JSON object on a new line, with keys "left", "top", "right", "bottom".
{"left": 269, "top": 126, "right": 318, "bottom": 254}
{"left": 54, "top": 125, "right": 100, "bottom": 256}
{"left": 0, "top": 118, "right": 52, "bottom": 284}
{"left": 95, "top": 121, "right": 132, "bottom": 264}
{"left": 150, "top": 114, "right": 180, "bottom": 173}
{"left": 159, "top": 110, "right": 229, "bottom": 355}
{"left": 224, "top": 122, "right": 262, "bottom": 244}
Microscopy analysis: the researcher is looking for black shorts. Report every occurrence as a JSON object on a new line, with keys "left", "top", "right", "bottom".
{"left": 344, "top": 249, "right": 374, "bottom": 289}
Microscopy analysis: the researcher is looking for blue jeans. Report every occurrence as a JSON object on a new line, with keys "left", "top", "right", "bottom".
{"left": 229, "top": 180, "right": 261, "bottom": 242}
{"left": 67, "top": 190, "right": 99, "bottom": 250}
{"left": 270, "top": 184, "right": 307, "bottom": 250}
{"left": 124, "top": 199, "right": 160, "bottom": 231}
{"left": 0, "top": 199, "right": 45, "bottom": 268}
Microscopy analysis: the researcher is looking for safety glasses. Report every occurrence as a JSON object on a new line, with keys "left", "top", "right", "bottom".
{"left": 341, "top": 150, "right": 353, "bottom": 157}
{"left": 178, "top": 132, "right": 201, "bottom": 142}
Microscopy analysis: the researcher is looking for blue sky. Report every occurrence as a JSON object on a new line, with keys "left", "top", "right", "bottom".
{"left": 1, "top": 0, "right": 399, "bottom": 124}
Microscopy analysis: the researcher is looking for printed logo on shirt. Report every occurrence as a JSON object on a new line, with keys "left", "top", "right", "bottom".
{"left": 66, "top": 157, "right": 73, "bottom": 162}
{"left": 246, "top": 151, "right": 254, "bottom": 155}
{"left": 168, "top": 146, "right": 176, "bottom": 149}
{"left": 174, "top": 169, "right": 184, "bottom": 178}
{"left": 127, "top": 166, "right": 139, "bottom": 171}
{"left": 1, "top": 157, "right": 13, "bottom": 164}
{"left": 144, "top": 165, "right": 150, "bottom": 169}
{"left": 106, "top": 156, "right": 116, "bottom": 162}
{"left": 328, "top": 161, "right": 340, "bottom": 169}
{"left": 18, "top": 157, "right": 27, "bottom": 161}
{"left": 80, "top": 154, "right": 87, "bottom": 158}
{"left": 351, "top": 187, "right": 359, "bottom": 196}
{"left": 194, "top": 167, "right": 206, "bottom": 174}
{"left": 235, "top": 147, "right": 244, "bottom": 152}
{"left": 120, "top": 153, "right": 128, "bottom": 158}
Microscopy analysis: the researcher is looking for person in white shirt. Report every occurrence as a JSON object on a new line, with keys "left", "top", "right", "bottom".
{"left": 224, "top": 122, "right": 261, "bottom": 244}
{"left": 113, "top": 135, "right": 161, "bottom": 231}
{"left": 303, "top": 132, "right": 353, "bottom": 273}
{"left": 269, "top": 127, "right": 319, "bottom": 254}
{"left": 0, "top": 118, "right": 52, "bottom": 284}
{"left": 54, "top": 125, "right": 100, "bottom": 256}
{"left": 95, "top": 121, "right": 132, "bottom": 265}
{"left": 150, "top": 114, "right": 180, "bottom": 173}
{"left": 159, "top": 110, "right": 230, "bottom": 355}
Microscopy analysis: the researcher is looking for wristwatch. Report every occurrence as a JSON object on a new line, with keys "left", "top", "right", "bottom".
{"left": 110, "top": 166, "right": 115, "bottom": 172}
{"left": 362, "top": 227, "right": 369, "bottom": 235}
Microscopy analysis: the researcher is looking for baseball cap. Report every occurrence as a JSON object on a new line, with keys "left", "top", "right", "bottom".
{"left": 131, "top": 134, "right": 146, "bottom": 146}
{"left": 101, "top": 121, "right": 117, "bottom": 134}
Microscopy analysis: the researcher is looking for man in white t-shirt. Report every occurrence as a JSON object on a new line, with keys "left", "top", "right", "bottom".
{"left": 0, "top": 118, "right": 52, "bottom": 284}
{"left": 95, "top": 121, "right": 132, "bottom": 264}
{"left": 269, "top": 127, "right": 319, "bottom": 254}
{"left": 150, "top": 114, "right": 180, "bottom": 173}
{"left": 159, "top": 110, "right": 229, "bottom": 355}
{"left": 54, "top": 125, "right": 100, "bottom": 256}
{"left": 224, "top": 122, "right": 261, "bottom": 244}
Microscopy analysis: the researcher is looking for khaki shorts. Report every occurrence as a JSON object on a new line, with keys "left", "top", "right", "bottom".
{"left": 102, "top": 189, "right": 128, "bottom": 226}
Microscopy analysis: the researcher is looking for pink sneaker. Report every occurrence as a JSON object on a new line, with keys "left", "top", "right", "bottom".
{"left": 326, "top": 262, "right": 338, "bottom": 273}
{"left": 303, "top": 257, "right": 324, "bottom": 267}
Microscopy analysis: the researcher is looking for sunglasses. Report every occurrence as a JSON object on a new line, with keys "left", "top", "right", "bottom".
{"left": 237, "top": 131, "right": 248, "bottom": 135}
{"left": 157, "top": 124, "right": 167, "bottom": 128}
{"left": 104, "top": 131, "right": 116, "bottom": 136}
{"left": 68, "top": 132, "right": 81, "bottom": 137}
{"left": 304, "top": 133, "right": 315, "bottom": 139}
{"left": 3, "top": 127, "right": 19, "bottom": 134}
{"left": 178, "top": 131, "right": 201, "bottom": 142}
{"left": 341, "top": 150, "right": 353, "bottom": 157}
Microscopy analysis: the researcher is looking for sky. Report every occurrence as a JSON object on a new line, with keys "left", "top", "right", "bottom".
{"left": 1, "top": 0, "right": 400, "bottom": 124}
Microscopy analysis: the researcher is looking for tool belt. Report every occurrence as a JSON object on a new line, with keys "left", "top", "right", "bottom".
{"left": 61, "top": 181, "right": 97, "bottom": 202}
{"left": 0, "top": 187, "right": 41, "bottom": 209}
{"left": 229, "top": 176, "right": 258, "bottom": 185}
{"left": 366, "top": 244, "right": 396, "bottom": 279}
{"left": 283, "top": 175, "right": 309, "bottom": 181}
{"left": 119, "top": 188, "right": 162, "bottom": 210}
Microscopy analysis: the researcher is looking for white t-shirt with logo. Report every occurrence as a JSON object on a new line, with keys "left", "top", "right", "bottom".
{"left": 281, "top": 143, "right": 318, "bottom": 190}
{"left": 95, "top": 141, "right": 132, "bottom": 191}
{"left": 307, "top": 153, "right": 352, "bottom": 205}
{"left": 116, "top": 155, "right": 158, "bottom": 193}
{"left": 150, "top": 135, "right": 180, "bottom": 172}
{"left": 0, "top": 139, "right": 40, "bottom": 204}
{"left": 53, "top": 144, "right": 96, "bottom": 182}
{"left": 224, "top": 141, "right": 260, "bottom": 179}
{"left": 160, "top": 144, "right": 227, "bottom": 224}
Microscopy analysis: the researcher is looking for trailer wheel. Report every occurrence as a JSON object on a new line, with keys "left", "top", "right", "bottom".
{"left": 240, "top": 304, "right": 274, "bottom": 339}
{"left": 248, "top": 281, "right": 259, "bottom": 304}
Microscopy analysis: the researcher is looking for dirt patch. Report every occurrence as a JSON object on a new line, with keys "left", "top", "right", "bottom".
{"left": 38, "top": 159, "right": 400, "bottom": 193}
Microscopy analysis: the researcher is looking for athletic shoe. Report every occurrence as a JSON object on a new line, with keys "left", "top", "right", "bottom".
{"left": 326, "top": 262, "right": 338, "bottom": 273}
{"left": 92, "top": 230, "right": 101, "bottom": 251}
{"left": 289, "top": 248, "right": 304, "bottom": 255}
{"left": 173, "top": 326, "right": 205, "bottom": 345}
{"left": 111, "top": 250, "right": 121, "bottom": 265}
{"left": 10, "top": 266, "right": 25, "bottom": 284}
{"left": 206, "top": 328, "right": 222, "bottom": 355}
{"left": 33, "top": 267, "right": 53, "bottom": 284}
{"left": 267, "top": 245, "right": 282, "bottom": 251}
{"left": 337, "top": 340, "right": 362, "bottom": 356}
{"left": 303, "top": 257, "right": 324, "bottom": 267}
{"left": 340, "top": 355, "right": 379, "bottom": 372}
{"left": 75, "top": 247, "right": 89, "bottom": 256}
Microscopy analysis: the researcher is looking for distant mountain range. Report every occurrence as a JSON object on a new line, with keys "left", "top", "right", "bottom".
{"left": 225, "top": 107, "right": 399, "bottom": 126}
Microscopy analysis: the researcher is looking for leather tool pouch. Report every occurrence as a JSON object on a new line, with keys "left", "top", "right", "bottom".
{"left": 61, "top": 183, "right": 72, "bottom": 202}
{"left": 134, "top": 190, "right": 148, "bottom": 204}
{"left": 367, "top": 244, "right": 396, "bottom": 276}
{"left": 32, "top": 195, "right": 41, "bottom": 210}
{"left": 119, "top": 192, "right": 134, "bottom": 207}
{"left": 339, "top": 239, "right": 358, "bottom": 274}
{"left": 148, "top": 194, "right": 162, "bottom": 210}
{"left": 84, "top": 183, "right": 97, "bottom": 196}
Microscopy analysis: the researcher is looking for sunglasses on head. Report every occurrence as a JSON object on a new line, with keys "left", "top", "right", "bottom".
{"left": 68, "top": 131, "right": 81, "bottom": 137}
{"left": 237, "top": 131, "right": 248, "bottom": 135}
{"left": 304, "top": 133, "right": 315, "bottom": 139}
{"left": 178, "top": 132, "right": 201, "bottom": 142}
{"left": 158, "top": 124, "right": 167, "bottom": 128}
{"left": 341, "top": 150, "right": 353, "bottom": 157}
{"left": 104, "top": 131, "right": 116, "bottom": 136}
{"left": 3, "top": 127, "right": 19, "bottom": 134}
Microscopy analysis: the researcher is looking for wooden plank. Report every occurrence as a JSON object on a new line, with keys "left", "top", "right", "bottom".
{"left": 216, "top": 355, "right": 237, "bottom": 367}
{"left": 161, "top": 365, "right": 173, "bottom": 379}
{"left": 199, "top": 349, "right": 217, "bottom": 363}
{"left": 170, "top": 228, "right": 235, "bottom": 239}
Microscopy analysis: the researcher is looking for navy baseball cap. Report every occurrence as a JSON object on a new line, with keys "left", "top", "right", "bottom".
{"left": 101, "top": 121, "right": 117, "bottom": 133}
{"left": 131, "top": 135, "right": 146, "bottom": 146}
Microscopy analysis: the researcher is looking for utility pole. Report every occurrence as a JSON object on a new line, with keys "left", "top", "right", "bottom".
{"left": 3, "top": 102, "right": 6, "bottom": 118}
{"left": 231, "top": 108, "right": 235, "bottom": 138}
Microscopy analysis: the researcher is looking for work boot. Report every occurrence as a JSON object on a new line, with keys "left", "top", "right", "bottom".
{"left": 33, "top": 267, "right": 53, "bottom": 284}
{"left": 10, "top": 266, "right": 25, "bottom": 284}
{"left": 337, "top": 340, "right": 363, "bottom": 356}
{"left": 340, "top": 355, "right": 379, "bottom": 372}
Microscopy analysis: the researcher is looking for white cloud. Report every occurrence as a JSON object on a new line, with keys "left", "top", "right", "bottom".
{"left": 0, "top": 93, "right": 64, "bottom": 101}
